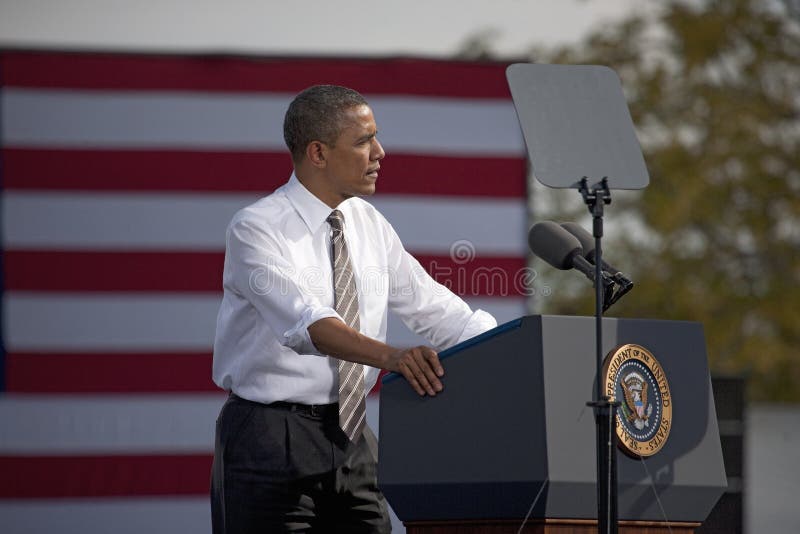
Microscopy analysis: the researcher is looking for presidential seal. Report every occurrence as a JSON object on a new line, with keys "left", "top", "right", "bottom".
{"left": 602, "top": 344, "right": 672, "bottom": 457}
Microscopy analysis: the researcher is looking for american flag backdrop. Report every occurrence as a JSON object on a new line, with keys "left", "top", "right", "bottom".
{"left": 0, "top": 50, "right": 528, "bottom": 533}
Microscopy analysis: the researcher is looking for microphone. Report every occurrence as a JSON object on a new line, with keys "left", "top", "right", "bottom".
{"left": 559, "top": 222, "right": 631, "bottom": 282}
{"left": 528, "top": 221, "right": 603, "bottom": 284}
{"left": 559, "top": 222, "right": 634, "bottom": 306}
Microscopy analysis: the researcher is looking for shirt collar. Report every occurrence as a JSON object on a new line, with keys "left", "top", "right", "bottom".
{"left": 284, "top": 173, "right": 350, "bottom": 234}
{"left": 285, "top": 173, "right": 333, "bottom": 234}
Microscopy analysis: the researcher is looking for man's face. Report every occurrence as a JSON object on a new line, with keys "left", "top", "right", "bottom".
{"left": 321, "top": 104, "right": 385, "bottom": 204}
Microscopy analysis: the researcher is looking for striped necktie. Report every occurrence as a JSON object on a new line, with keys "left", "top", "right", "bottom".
{"left": 327, "top": 209, "right": 366, "bottom": 442}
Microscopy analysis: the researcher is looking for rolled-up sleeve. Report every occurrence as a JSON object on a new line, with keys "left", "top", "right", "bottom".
{"left": 225, "top": 217, "right": 341, "bottom": 355}
{"left": 382, "top": 219, "right": 497, "bottom": 351}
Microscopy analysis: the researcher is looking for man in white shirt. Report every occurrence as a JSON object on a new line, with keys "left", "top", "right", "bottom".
{"left": 211, "top": 85, "right": 497, "bottom": 533}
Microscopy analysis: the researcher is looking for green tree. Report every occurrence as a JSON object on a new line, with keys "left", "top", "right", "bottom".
{"left": 525, "top": 0, "right": 800, "bottom": 401}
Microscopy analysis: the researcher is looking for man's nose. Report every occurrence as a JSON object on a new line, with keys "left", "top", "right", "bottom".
{"left": 372, "top": 137, "right": 385, "bottom": 160}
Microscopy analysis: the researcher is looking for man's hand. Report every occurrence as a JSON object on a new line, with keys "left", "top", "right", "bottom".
{"left": 308, "top": 318, "right": 444, "bottom": 396}
{"left": 387, "top": 346, "right": 444, "bottom": 396}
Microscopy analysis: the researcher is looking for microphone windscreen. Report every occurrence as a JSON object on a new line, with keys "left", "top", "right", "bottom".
{"left": 528, "top": 221, "right": 583, "bottom": 270}
{"left": 560, "top": 222, "right": 595, "bottom": 259}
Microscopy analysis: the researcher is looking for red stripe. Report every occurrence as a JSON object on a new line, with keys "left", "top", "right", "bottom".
{"left": 5, "top": 251, "right": 225, "bottom": 292}
{"left": 1, "top": 51, "right": 514, "bottom": 98}
{"left": 6, "top": 352, "right": 216, "bottom": 393}
{"left": 2, "top": 148, "right": 526, "bottom": 197}
{"left": 0, "top": 455, "right": 211, "bottom": 498}
{"left": 6, "top": 250, "right": 527, "bottom": 295}
{"left": 413, "top": 254, "right": 530, "bottom": 298}
{"left": 6, "top": 352, "right": 387, "bottom": 395}
{"left": 370, "top": 370, "right": 390, "bottom": 395}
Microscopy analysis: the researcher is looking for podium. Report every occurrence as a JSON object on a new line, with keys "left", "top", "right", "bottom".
{"left": 378, "top": 315, "right": 727, "bottom": 533}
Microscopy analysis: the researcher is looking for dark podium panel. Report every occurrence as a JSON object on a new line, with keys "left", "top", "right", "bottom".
{"left": 378, "top": 315, "right": 727, "bottom": 524}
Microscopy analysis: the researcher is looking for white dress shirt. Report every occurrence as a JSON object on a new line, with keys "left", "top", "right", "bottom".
{"left": 212, "top": 174, "right": 497, "bottom": 404}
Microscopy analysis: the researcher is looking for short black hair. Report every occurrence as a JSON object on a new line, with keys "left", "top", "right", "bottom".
{"left": 283, "top": 85, "right": 369, "bottom": 162}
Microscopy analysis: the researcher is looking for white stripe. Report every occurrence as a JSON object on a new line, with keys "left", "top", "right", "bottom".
{"left": 3, "top": 192, "right": 528, "bottom": 254}
{"left": 2, "top": 89, "right": 525, "bottom": 155}
{"left": 5, "top": 293, "right": 220, "bottom": 350}
{"left": 5, "top": 293, "right": 526, "bottom": 351}
{"left": 0, "top": 394, "right": 377, "bottom": 456}
{"left": 386, "top": 296, "right": 528, "bottom": 348}
{"left": 340, "top": 397, "right": 361, "bottom": 430}
{"left": 0, "top": 394, "right": 224, "bottom": 454}
{"left": 2, "top": 191, "right": 252, "bottom": 251}
{"left": 339, "top": 381, "right": 364, "bottom": 421}
{"left": 0, "top": 395, "right": 378, "bottom": 456}
{"left": 338, "top": 288, "right": 359, "bottom": 324}
{"left": 333, "top": 240, "right": 347, "bottom": 267}
{"left": 338, "top": 362, "right": 361, "bottom": 394}
{"left": 374, "top": 195, "right": 528, "bottom": 255}
{"left": 374, "top": 95, "right": 525, "bottom": 155}
{"left": 2, "top": 89, "right": 288, "bottom": 149}
{"left": 0, "top": 498, "right": 213, "bottom": 534}
{"left": 335, "top": 269, "right": 355, "bottom": 296}
{"left": 344, "top": 409, "right": 366, "bottom": 438}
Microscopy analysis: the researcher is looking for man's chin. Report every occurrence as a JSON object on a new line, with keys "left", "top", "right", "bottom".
{"left": 341, "top": 185, "right": 376, "bottom": 201}
{"left": 354, "top": 184, "right": 377, "bottom": 197}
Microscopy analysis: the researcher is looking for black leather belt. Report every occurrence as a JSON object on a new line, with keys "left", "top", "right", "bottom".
{"left": 270, "top": 401, "right": 339, "bottom": 417}
{"left": 230, "top": 393, "right": 338, "bottom": 417}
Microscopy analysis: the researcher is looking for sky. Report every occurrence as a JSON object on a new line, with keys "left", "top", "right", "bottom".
{"left": 0, "top": 0, "right": 643, "bottom": 57}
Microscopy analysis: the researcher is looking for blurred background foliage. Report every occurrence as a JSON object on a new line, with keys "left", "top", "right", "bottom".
{"left": 464, "top": 0, "right": 800, "bottom": 401}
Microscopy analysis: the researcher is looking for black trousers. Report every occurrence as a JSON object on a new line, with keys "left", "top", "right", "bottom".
{"left": 211, "top": 394, "right": 391, "bottom": 533}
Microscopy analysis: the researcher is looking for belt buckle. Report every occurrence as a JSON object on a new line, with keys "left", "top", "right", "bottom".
{"left": 309, "top": 404, "right": 321, "bottom": 417}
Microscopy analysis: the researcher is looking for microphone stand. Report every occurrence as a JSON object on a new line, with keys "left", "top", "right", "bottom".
{"left": 579, "top": 177, "right": 620, "bottom": 534}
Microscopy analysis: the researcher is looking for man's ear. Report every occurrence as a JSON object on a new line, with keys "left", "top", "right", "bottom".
{"left": 306, "top": 141, "right": 327, "bottom": 168}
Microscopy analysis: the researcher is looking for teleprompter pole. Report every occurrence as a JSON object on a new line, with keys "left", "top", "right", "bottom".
{"left": 579, "top": 177, "right": 620, "bottom": 534}
{"left": 506, "top": 64, "right": 651, "bottom": 532}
